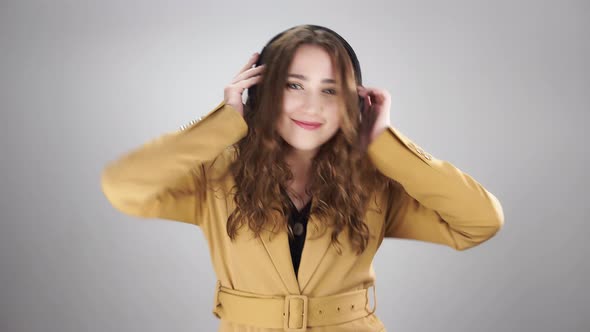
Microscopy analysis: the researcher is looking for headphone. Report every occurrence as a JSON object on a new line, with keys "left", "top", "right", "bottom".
{"left": 246, "top": 24, "right": 365, "bottom": 115}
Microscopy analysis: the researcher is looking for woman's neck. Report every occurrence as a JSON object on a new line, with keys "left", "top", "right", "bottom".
{"left": 283, "top": 148, "right": 316, "bottom": 209}
{"left": 285, "top": 148, "right": 315, "bottom": 181}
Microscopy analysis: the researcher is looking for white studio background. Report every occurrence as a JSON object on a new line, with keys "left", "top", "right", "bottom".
{"left": 1, "top": 1, "right": 588, "bottom": 331}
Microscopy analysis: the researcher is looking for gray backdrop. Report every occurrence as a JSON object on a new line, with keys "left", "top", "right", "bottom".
{"left": 1, "top": 0, "right": 588, "bottom": 331}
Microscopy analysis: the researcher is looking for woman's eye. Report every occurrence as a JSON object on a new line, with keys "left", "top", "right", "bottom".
{"left": 286, "top": 82, "right": 302, "bottom": 90}
{"left": 286, "top": 82, "right": 337, "bottom": 95}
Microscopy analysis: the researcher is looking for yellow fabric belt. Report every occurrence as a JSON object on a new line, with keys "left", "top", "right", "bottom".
{"left": 211, "top": 280, "right": 377, "bottom": 331}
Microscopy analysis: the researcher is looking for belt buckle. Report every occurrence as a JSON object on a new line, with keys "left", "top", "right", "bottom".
{"left": 283, "top": 294, "right": 308, "bottom": 331}
{"left": 365, "top": 284, "right": 377, "bottom": 314}
{"left": 212, "top": 280, "right": 222, "bottom": 318}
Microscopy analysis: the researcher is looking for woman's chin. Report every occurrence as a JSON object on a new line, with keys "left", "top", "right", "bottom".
{"left": 285, "top": 140, "right": 321, "bottom": 151}
{"left": 282, "top": 141, "right": 322, "bottom": 157}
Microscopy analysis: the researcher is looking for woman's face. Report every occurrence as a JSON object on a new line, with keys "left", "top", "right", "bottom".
{"left": 276, "top": 44, "right": 342, "bottom": 158}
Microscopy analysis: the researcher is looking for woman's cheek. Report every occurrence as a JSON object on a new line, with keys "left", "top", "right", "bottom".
{"left": 282, "top": 96, "right": 302, "bottom": 112}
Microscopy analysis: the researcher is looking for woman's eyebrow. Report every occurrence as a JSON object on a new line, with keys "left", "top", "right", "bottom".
{"left": 288, "top": 73, "right": 337, "bottom": 84}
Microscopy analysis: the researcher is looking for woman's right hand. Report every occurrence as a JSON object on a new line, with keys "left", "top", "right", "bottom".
{"left": 224, "top": 52, "right": 266, "bottom": 117}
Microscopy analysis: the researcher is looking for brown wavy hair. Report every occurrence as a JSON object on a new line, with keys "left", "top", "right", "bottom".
{"left": 218, "top": 25, "right": 399, "bottom": 255}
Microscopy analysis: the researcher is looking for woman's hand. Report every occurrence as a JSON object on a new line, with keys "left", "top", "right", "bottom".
{"left": 224, "top": 53, "right": 266, "bottom": 117}
{"left": 357, "top": 86, "right": 392, "bottom": 152}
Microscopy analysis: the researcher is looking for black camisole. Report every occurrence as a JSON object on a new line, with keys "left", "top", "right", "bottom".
{"left": 280, "top": 187, "right": 312, "bottom": 279}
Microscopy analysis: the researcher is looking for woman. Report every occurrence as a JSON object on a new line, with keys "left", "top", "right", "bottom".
{"left": 101, "top": 24, "right": 504, "bottom": 332}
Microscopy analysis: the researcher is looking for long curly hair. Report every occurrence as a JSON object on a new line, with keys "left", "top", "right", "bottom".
{"left": 217, "top": 26, "right": 400, "bottom": 255}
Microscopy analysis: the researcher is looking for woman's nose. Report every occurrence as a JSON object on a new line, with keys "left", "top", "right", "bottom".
{"left": 304, "top": 95, "right": 324, "bottom": 113}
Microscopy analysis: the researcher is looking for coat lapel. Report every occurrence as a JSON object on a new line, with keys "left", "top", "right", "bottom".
{"left": 259, "top": 217, "right": 301, "bottom": 295}
{"left": 296, "top": 201, "right": 333, "bottom": 293}
{"left": 259, "top": 196, "right": 333, "bottom": 295}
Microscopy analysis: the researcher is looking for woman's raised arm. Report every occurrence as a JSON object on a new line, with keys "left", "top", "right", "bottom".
{"left": 101, "top": 53, "right": 264, "bottom": 226}
{"left": 368, "top": 125, "right": 504, "bottom": 251}
{"left": 100, "top": 100, "right": 247, "bottom": 226}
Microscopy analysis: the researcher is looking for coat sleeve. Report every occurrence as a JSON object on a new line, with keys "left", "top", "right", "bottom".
{"left": 100, "top": 100, "right": 248, "bottom": 226}
{"left": 367, "top": 126, "right": 504, "bottom": 251}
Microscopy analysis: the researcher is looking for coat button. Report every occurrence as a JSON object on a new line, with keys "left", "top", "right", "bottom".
{"left": 292, "top": 222, "right": 304, "bottom": 236}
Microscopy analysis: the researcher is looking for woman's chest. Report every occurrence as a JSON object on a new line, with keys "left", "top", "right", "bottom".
{"left": 199, "top": 186, "right": 389, "bottom": 295}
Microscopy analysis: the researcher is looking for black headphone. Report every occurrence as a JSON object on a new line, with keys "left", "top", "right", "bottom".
{"left": 246, "top": 24, "right": 365, "bottom": 114}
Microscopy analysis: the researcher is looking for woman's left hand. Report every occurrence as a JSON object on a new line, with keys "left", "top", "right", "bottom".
{"left": 357, "top": 86, "right": 392, "bottom": 151}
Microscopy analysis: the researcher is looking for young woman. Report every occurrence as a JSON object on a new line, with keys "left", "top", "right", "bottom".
{"left": 101, "top": 24, "right": 504, "bottom": 332}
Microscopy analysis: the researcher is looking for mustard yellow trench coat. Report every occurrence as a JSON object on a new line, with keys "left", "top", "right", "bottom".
{"left": 101, "top": 100, "right": 504, "bottom": 331}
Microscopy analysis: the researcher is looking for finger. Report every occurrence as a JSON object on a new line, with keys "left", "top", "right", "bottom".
{"left": 361, "top": 88, "right": 390, "bottom": 107}
{"left": 232, "top": 65, "right": 264, "bottom": 85}
{"left": 365, "top": 94, "right": 372, "bottom": 107}
{"left": 357, "top": 85, "right": 367, "bottom": 97}
{"left": 231, "top": 65, "right": 265, "bottom": 84}
{"left": 237, "top": 53, "right": 260, "bottom": 76}
{"left": 234, "top": 74, "right": 263, "bottom": 91}
{"left": 367, "top": 88, "right": 390, "bottom": 104}
{"left": 358, "top": 87, "right": 372, "bottom": 106}
{"left": 358, "top": 86, "right": 378, "bottom": 102}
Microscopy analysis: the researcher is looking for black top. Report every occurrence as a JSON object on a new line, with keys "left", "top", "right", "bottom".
{"left": 281, "top": 187, "right": 312, "bottom": 279}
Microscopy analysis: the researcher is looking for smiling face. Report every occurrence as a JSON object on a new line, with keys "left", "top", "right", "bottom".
{"left": 276, "top": 44, "right": 343, "bottom": 160}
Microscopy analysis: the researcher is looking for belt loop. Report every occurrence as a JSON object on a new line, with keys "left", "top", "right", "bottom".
{"left": 366, "top": 283, "right": 377, "bottom": 315}
{"left": 283, "top": 294, "right": 308, "bottom": 331}
{"left": 212, "top": 280, "right": 222, "bottom": 318}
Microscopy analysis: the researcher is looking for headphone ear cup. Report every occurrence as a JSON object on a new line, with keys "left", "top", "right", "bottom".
{"left": 359, "top": 96, "right": 365, "bottom": 114}
{"left": 246, "top": 56, "right": 264, "bottom": 110}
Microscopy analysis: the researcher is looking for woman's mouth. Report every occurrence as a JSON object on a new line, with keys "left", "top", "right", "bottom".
{"left": 292, "top": 119, "right": 322, "bottom": 130}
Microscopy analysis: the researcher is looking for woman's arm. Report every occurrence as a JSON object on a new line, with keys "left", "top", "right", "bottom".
{"left": 367, "top": 126, "right": 504, "bottom": 251}
{"left": 100, "top": 100, "right": 247, "bottom": 226}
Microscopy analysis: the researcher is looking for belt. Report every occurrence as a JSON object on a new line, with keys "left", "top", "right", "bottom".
{"left": 211, "top": 280, "right": 377, "bottom": 331}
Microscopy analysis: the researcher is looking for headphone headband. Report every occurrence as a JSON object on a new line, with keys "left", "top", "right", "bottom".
{"left": 255, "top": 24, "right": 362, "bottom": 84}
